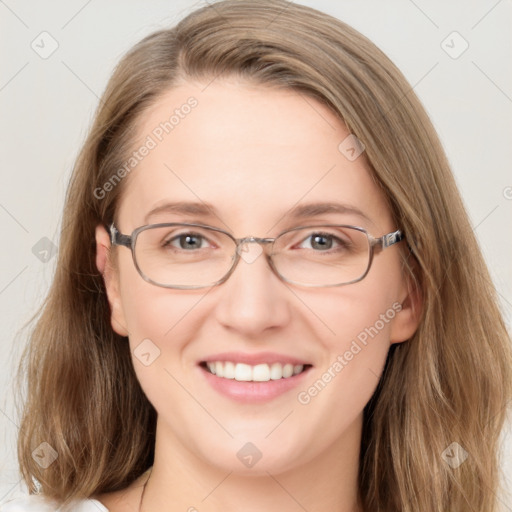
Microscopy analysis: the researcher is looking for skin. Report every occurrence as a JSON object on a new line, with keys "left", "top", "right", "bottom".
{"left": 94, "top": 78, "right": 421, "bottom": 512}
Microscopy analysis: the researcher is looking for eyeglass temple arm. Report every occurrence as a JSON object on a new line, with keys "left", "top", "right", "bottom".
{"left": 109, "top": 224, "right": 132, "bottom": 248}
{"left": 378, "top": 229, "right": 404, "bottom": 249}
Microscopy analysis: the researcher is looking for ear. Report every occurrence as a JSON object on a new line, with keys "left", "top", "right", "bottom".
{"left": 389, "top": 271, "right": 423, "bottom": 344}
{"left": 95, "top": 224, "right": 129, "bottom": 337}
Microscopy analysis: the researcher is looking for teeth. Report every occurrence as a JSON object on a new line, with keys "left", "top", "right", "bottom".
{"left": 282, "top": 363, "right": 293, "bottom": 378}
{"left": 253, "top": 364, "right": 270, "bottom": 382}
{"left": 205, "top": 361, "right": 305, "bottom": 381}
{"left": 270, "top": 363, "right": 282, "bottom": 380}
{"left": 224, "top": 361, "right": 235, "bottom": 379}
{"left": 234, "top": 363, "right": 252, "bottom": 381}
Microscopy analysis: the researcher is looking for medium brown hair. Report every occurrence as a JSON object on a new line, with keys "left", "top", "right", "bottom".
{"left": 16, "top": 1, "right": 512, "bottom": 510}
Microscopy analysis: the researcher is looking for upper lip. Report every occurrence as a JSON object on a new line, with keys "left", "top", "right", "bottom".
{"left": 200, "top": 352, "right": 312, "bottom": 366}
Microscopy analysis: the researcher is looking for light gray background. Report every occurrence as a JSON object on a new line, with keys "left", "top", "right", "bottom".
{"left": 1, "top": 0, "right": 511, "bottom": 507}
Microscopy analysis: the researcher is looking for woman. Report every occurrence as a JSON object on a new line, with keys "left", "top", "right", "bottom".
{"left": 5, "top": 1, "right": 511, "bottom": 511}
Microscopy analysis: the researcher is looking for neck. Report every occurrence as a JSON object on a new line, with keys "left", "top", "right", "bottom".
{"left": 140, "top": 416, "right": 363, "bottom": 512}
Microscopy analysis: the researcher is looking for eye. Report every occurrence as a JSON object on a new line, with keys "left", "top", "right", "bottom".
{"left": 299, "top": 232, "right": 351, "bottom": 252}
{"left": 164, "top": 232, "right": 210, "bottom": 250}
{"left": 298, "top": 232, "right": 346, "bottom": 251}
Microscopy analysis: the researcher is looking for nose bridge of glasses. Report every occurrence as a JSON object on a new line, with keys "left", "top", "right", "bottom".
{"left": 236, "top": 236, "right": 274, "bottom": 246}
{"left": 233, "top": 236, "right": 275, "bottom": 265}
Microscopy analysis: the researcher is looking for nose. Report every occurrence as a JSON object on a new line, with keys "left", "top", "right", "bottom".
{"left": 213, "top": 241, "right": 291, "bottom": 337}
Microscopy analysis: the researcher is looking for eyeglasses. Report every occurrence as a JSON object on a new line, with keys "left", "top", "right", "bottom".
{"left": 109, "top": 222, "right": 404, "bottom": 289}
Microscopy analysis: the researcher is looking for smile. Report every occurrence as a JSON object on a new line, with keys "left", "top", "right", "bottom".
{"left": 202, "top": 361, "right": 310, "bottom": 381}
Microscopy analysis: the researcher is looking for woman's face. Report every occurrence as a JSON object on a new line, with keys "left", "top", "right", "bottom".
{"left": 97, "top": 79, "right": 419, "bottom": 475}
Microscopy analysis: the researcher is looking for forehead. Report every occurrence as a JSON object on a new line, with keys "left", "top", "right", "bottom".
{"left": 116, "top": 79, "right": 392, "bottom": 233}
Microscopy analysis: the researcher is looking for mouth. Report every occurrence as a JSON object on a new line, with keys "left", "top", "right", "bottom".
{"left": 197, "top": 353, "right": 313, "bottom": 403}
{"left": 200, "top": 360, "right": 312, "bottom": 381}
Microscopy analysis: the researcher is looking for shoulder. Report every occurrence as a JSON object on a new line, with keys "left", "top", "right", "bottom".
{"left": 0, "top": 495, "right": 109, "bottom": 512}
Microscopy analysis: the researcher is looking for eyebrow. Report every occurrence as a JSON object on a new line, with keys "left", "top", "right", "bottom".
{"left": 144, "top": 201, "right": 373, "bottom": 226}
{"left": 285, "top": 202, "right": 373, "bottom": 224}
{"left": 145, "top": 201, "right": 215, "bottom": 223}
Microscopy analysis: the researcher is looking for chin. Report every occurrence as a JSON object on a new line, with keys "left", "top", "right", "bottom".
{"left": 189, "top": 430, "right": 307, "bottom": 476}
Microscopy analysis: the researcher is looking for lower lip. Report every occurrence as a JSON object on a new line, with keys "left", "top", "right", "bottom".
{"left": 199, "top": 365, "right": 312, "bottom": 403}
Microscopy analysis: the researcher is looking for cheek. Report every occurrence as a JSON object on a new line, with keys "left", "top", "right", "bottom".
{"left": 291, "top": 285, "right": 398, "bottom": 454}
{"left": 116, "top": 258, "right": 209, "bottom": 379}
{"left": 292, "top": 264, "right": 402, "bottom": 405}
{"left": 118, "top": 285, "right": 216, "bottom": 426}
{"left": 298, "top": 285, "right": 395, "bottom": 391}
{"left": 120, "top": 285, "right": 208, "bottom": 356}
{"left": 294, "top": 259, "right": 401, "bottom": 355}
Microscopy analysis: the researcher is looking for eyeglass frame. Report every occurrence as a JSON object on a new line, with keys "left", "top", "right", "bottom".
{"left": 108, "top": 222, "right": 404, "bottom": 290}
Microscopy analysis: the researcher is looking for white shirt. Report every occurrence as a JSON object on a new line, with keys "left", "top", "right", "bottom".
{"left": 0, "top": 495, "right": 109, "bottom": 511}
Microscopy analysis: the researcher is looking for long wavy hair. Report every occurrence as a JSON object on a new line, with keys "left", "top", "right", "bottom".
{"left": 15, "top": 1, "right": 512, "bottom": 510}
